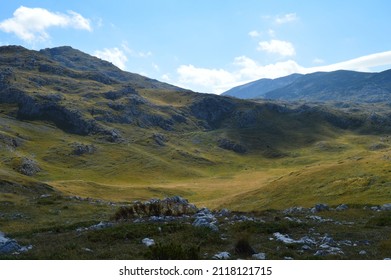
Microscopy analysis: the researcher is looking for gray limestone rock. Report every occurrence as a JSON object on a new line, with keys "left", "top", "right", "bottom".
{"left": 336, "top": 204, "right": 349, "bottom": 211}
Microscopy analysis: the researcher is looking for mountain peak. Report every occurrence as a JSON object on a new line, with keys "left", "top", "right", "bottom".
{"left": 223, "top": 73, "right": 302, "bottom": 99}
{"left": 222, "top": 70, "right": 391, "bottom": 103}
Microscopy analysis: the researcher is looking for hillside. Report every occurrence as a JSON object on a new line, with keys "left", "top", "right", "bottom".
{"left": 1, "top": 46, "right": 391, "bottom": 259}
{"left": 222, "top": 69, "right": 391, "bottom": 103}
{"left": 1, "top": 45, "right": 391, "bottom": 200}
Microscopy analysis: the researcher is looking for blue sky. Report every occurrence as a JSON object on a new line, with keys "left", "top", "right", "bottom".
{"left": 1, "top": 0, "right": 391, "bottom": 93}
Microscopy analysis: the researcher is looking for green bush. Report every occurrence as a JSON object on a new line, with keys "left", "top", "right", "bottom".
{"left": 146, "top": 242, "right": 200, "bottom": 260}
{"left": 234, "top": 237, "right": 255, "bottom": 257}
{"left": 367, "top": 213, "right": 391, "bottom": 227}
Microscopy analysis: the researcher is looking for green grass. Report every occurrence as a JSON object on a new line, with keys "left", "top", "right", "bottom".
{"left": 2, "top": 46, "right": 391, "bottom": 260}
{"left": 2, "top": 105, "right": 391, "bottom": 210}
{"left": 2, "top": 201, "right": 390, "bottom": 260}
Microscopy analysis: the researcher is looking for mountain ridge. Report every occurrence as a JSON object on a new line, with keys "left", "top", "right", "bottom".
{"left": 222, "top": 69, "right": 391, "bottom": 102}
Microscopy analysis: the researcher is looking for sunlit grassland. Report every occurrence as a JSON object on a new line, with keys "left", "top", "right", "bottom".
{"left": 2, "top": 101, "right": 391, "bottom": 213}
{"left": 22, "top": 130, "right": 391, "bottom": 211}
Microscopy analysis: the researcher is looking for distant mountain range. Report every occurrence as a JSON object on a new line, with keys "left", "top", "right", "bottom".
{"left": 222, "top": 69, "right": 391, "bottom": 103}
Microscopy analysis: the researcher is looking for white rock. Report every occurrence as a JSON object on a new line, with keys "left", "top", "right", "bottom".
{"left": 336, "top": 204, "right": 349, "bottom": 211}
{"left": 381, "top": 203, "right": 391, "bottom": 211}
{"left": 359, "top": 250, "right": 367, "bottom": 255}
{"left": 273, "top": 233, "right": 316, "bottom": 245}
{"left": 213, "top": 252, "right": 230, "bottom": 260}
{"left": 0, "top": 232, "right": 8, "bottom": 244}
{"left": 142, "top": 238, "right": 155, "bottom": 247}
{"left": 273, "top": 233, "right": 297, "bottom": 244}
{"left": 252, "top": 253, "right": 266, "bottom": 260}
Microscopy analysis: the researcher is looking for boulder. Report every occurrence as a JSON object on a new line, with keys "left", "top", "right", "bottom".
{"left": 0, "top": 231, "right": 31, "bottom": 254}
{"left": 311, "top": 203, "right": 329, "bottom": 213}
{"left": 283, "top": 206, "right": 306, "bottom": 215}
{"left": 72, "top": 143, "right": 96, "bottom": 155}
{"left": 336, "top": 204, "right": 349, "bottom": 211}
{"left": 252, "top": 253, "right": 266, "bottom": 260}
{"left": 114, "top": 196, "right": 198, "bottom": 220}
{"left": 213, "top": 251, "right": 230, "bottom": 260}
{"left": 16, "top": 157, "right": 41, "bottom": 176}
{"left": 88, "top": 221, "right": 113, "bottom": 230}
{"left": 381, "top": 203, "right": 391, "bottom": 211}
{"left": 218, "top": 208, "right": 230, "bottom": 217}
{"left": 273, "top": 233, "right": 316, "bottom": 245}
{"left": 142, "top": 238, "right": 155, "bottom": 247}
{"left": 192, "top": 208, "right": 219, "bottom": 232}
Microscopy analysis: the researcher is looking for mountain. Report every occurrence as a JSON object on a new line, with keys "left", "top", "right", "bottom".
{"left": 2, "top": 46, "right": 391, "bottom": 260}
{"left": 1, "top": 45, "right": 391, "bottom": 209}
{"left": 223, "top": 73, "right": 302, "bottom": 99}
{"left": 222, "top": 69, "right": 391, "bottom": 102}
{"left": 39, "top": 46, "right": 181, "bottom": 90}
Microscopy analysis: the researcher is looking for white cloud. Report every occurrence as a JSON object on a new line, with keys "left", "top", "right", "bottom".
{"left": 275, "top": 13, "right": 298, "bottom": 24}
{"left": 248, "top": 30, "right": 261, "bottom": 38}
{"left": 161, "top": 74, "right": 171, "bottom": 81}
{"left": 234, "top": 56, "right": 303, "bottom": 80}
{"left": 66, "top": 10, "right": 92, "bottom": 31}
{"left": 177, "top": 64, "right": 236, "bottom": 93}
{"left": 258, "top": 39, "right": 296, "bottom": 57}
{"left": 306, "top": 50, "right": 391, "bottom": 73}
{"left": 0, "top": 6, "right": 92, "bottom": 42}
{"left": 93, "top": 47, "right": 128, "bottom": 70}
{"left": 176, "top": 57, "right": 303, "bottom": 93}
{"left": 174, "top": 50, "right": 391, "bottom": 94}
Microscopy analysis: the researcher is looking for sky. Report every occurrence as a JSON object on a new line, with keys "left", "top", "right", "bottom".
{"left": 1, "top": 0, "right": 391, "bottom": 94}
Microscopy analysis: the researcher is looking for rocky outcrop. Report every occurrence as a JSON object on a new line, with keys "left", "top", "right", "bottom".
{"left": 17, "top": 95, "right": 97, "bottom": 134}
{"left": 311, "top": 203, "right": 330, "bottom": 213}
{"left": 71, "top": 143, "right": 96, "bottom": 155}
{"left": 0, "top": 231, "right": 32, "bottom": 255}
{"left": 218, "top": 138, "right": 247, "bottom": 153}
{"left": 15, "top": 94, "right": 122, "bottom": 142}
{"left": 103, "top": 87, "right": 138, "bottom": 100}
{"left": 0, "top": 132, "right": 23, "bottom": 149}
{"left": 16, "top": 157, "right": 41, "bottom": 176}
{"left": 153, "top": 133, "right": 167, "bottom": 146}
{"left": 381, "top": 203, "right": 391, "bottom": 211}
{"left": 105, "top": 95, "right": 178, "bottom": 130}
{"left": 114, "top": 196, "right": 198, "bottom": 220}
{"left": 190, "top": 95, "right": 237, "bottom": 128}
{"left": 192, "top": 208, "right": 219, "bottom": 231}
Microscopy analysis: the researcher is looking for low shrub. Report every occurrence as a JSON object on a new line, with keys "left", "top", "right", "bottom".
{"left": 146, "top": 242, "right": 200, "bottom": 260}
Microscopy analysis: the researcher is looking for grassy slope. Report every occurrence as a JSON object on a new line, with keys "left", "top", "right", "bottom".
{"left": 2, "top": 103, "right": 390, "bottom": 211}
{"left": 1, "top": 46, "right": 390, "bottom": 212}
